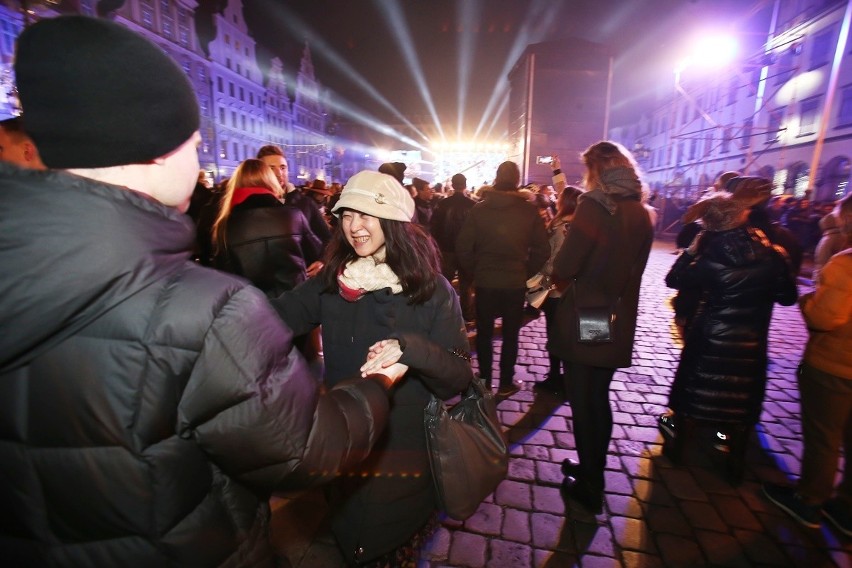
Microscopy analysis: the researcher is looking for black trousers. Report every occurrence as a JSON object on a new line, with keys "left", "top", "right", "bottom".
{"left": 474, "top": 286, "right": 525, "bottom": 386}
{"left": 542, "top": 296, "right": 569, "bottom": 382}
{"left": 565, "top": 362, "right": 616, "bottom": 491}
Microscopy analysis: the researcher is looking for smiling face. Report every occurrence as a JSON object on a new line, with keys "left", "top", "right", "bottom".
{"left": 341, "top": 209, "right": 385, "bottom": 257}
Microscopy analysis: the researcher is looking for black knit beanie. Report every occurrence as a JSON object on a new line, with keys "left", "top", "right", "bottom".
{"left": 14, "top": 16, "right": 200, "bottom": 169}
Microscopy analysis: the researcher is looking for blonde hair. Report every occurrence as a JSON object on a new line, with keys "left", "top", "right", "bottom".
{"left": 581, "top": 141, "right": 640, "bottom": 192}
{"left": 211, "top": 158, "right": 284, "bottom": 252}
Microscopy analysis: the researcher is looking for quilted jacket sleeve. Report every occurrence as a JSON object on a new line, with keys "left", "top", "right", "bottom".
{"left": 178, "top": 285, "right": 389, "bottom": 493}
{"left": 393, "top": 279, "right": 473, "bottom": 400}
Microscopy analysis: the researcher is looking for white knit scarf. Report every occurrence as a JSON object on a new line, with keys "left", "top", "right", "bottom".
{"left": 338, "top": 247, "right": 403, "bottom": 297}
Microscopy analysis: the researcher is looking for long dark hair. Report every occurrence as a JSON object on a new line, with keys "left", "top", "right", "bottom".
{"left": 320, "top": 212, "right": 442, "bottom": 304}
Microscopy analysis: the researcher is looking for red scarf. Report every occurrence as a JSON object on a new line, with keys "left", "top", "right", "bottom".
{"left": 231, "top": 186, "right": 278, "bottom": 206}
{"left": 337, "top": 265, "right": 366, "bottom": 302}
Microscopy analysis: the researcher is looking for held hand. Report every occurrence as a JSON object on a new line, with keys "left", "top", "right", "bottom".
{"left": 360, "top": 339, "right": 403, "bottom": 377}
{"left": 686, "top": 231, "right": 704, "bottom": 256}
{"left": 551, "top": 155, "right": 561, "bottom": 170}
{"left": 306, "top": 261, "right": 324, "bottom": 278}
{"left": 376, "top": 361, "right": 410, "bottom": 386}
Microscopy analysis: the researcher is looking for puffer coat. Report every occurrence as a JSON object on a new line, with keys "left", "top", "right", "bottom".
{"left": 272, "top": 275, "right": 473, "bottom": 564}
{"left": 0, "top": 164, "right": 391, "bottom": 567}
{"left": 213, "top": 190, "right": 322, "bottom": 297}
{"left": 665, "top": 226, "right": 798, "bottom": 424}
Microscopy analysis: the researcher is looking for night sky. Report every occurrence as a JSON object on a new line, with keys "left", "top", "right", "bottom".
{"left": 197, "top": 0, "right": 772, "bottom": 142}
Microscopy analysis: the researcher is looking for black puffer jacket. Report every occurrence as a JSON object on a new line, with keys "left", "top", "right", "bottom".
{"left": 0, "top": 165, "right": 390, "bottom": 567}
{"left": 213, "top": 192, "right": 322, "bottom": 297}
{"left": 273, "top": 275, "right": 473, "bottom": 564}
{"left": 665, "top": 226, "right": 798, "bottom": 423}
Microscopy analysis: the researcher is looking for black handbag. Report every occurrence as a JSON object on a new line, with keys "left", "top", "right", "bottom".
{"left": 573, "top": 257, "right": 640, "bottom": 344}
{"left": 424, "top": 375, "right": 508, "bottom": 520}
{"left": 575, "top": 304, "right": 616, "bottom": 343}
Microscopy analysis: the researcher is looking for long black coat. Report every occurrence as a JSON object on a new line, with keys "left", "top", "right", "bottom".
{"left": 665, "top": 226, "right": 798, "bottom": 424}
{"left": 549, "top": 192, "right": 654, "bottom": 368}
{"left": 214, "top": 192, "right": 322, "bottom": 297}
{"left": 0, "top": 165, "right": 391, "bottom": 567}
{"left": 273, "top": 276, "right": 473, "bottom": 563}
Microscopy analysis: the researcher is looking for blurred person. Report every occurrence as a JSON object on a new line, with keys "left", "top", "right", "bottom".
{"left": 211, "top": 158, "right": 322, "bottom": 298}
{"left": 782, "top": 197, "right": 818, "bottom": 255}
{"left": 378, "top": 161, "right": 406, "bottom": 185}
{"left": 550, "top": 141, "right": 653, "bottom": 514}
{"left": 0, "top": 116, "right": 45, "bottom": 169}
{"left": 532, "top": 184, "right": 583, "bottom": 399}
{"left": 257, "top": 144, "right": 330, "bottom": 275}
{"left": 0, "top": 16, "right": 403, "bottom": 567}
{"left": 812, "top": 193, "right": 852, "bottom": 281}
{"left": 762, "top": 219, "right": 852, "bottom": 536}
{"left": 457, "top": 161, "right": 550, "bottom": 398}
{"left": 271, "top": 170, "right": 473, "bottom": 566}
{"left": 430, "top": 172, "right": 476, "bottom": 323}
{"left": 412, "top": 176, "right": 434, "bottom": 228}
{"left": 661, "top": 192, "right": 797, "bottom": 482}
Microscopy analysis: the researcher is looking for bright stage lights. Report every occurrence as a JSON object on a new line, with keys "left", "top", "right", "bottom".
{"left": 676, "top": 34, "right": 739, "bottom": 74}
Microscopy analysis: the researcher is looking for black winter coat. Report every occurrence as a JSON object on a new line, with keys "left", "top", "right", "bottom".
{"left": 0, "top": 165, "right": 391, "bottom": 567}
{"left": 284, "top": 188, "right": 332, "bottom": 246}
{"left": 456, "top": 187, "right": 550, "bottom": 289}
{"left": 549, "top": 191, "right": 653, "bottom": 368}
{"left": 430, "top": 192, "right": 475, "bottom": 252}
{"left": 665, "top": 226, "right": 798, "bottom": 424}
{"left": 213, "top": 192, "right": 322, "bottom": 297}
{"left": 272, "top": 276, "right": 473, "bottom": 563}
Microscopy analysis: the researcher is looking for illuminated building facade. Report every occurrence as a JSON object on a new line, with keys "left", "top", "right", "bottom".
{"left": 0, "top": 0, "right": 332, "bottom": 183}
{"left": 612, "top": 0, "right": 852, "bottom": 204}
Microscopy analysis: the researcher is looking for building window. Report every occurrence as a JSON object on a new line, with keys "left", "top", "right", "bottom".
{"left": 231, "top": 111, "right": 237, "bottom": 127}
{"left": 217, "top": 77, "right": 223, "bottom": 92}
{"left": 229, "top": 82, "right": 235, "bottom": 97}
{"left": 704, "top": 132, "right": 713, "bottom": 157}
{"left": 721, "top": 126, "right": 732, "bottom": 153}
{"left": 767, "top": 108, "right": 785, "bottom": 143}
{"left": 178, "top": 9, "right": 190, "bottom": 47}
{"left": 225, "top": 34, "right": 230, "bottom": 45}
{"left": 226, "top": 57, "right": 231, "bottom": 69}
{"left": 219, "top": 107, "right": 225, "bottom": 123}
{"left": 181, "top": 59, "right": 190, "bottom": 75}
{"left": 250, "top": 92, "right": 254, "bottom": 106}
{"left": 233, "top": 142, "right": 240, "bottom": 160}
{"left": 161, "top": 0, "right": 173, "bottom": 39}
{"left": 799, "top": 97, "right": 821, "bottom": 136}
{"left": 689, "top": 137, "right": 697, "bottom": 160}
{"left": 775, "top": 50, "right": 795, "bottom": 85}
{"left": 220, "top": 141, "right": 227, "bottom": 159}
{"left": 241, "top": 115, "right": 246, "bottom": 130}
{"left": 199, "top": 66, "right": 207, "bottom": 84}
{"left": 676, "top": 141, "right": 684, "bottom": 164}
{"left": 141, "top": 0, "right": 154, "bottom": 29}
{"left": 741, "top": 119, "right": 753, "bottom": 149}
{"left": 838, "top": 84, "right": 852, "bottom": 126}
{"left": 727, "top": 76, "right": 738, "bottom": 106}
{"left": 810, "top": 28, "right": 834, "bottom": 69}
{"left": 240, "top": 87, "right": 245, "bottom": 101}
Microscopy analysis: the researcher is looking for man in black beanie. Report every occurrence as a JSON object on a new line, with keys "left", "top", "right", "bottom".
{"left": 0, "top": 16, "right": 404, "bottom": 568}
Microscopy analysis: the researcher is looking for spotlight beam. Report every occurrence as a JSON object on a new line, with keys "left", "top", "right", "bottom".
{"left": 251, "top": 0, "right": 427, "bottom": 140}
{"left": 373, "top": 0, "right": 445, "bottom": 139}
{"left": 473, "top": 0, "right": 559, "bottom": 139}
{"left": 456, "top": 0, "right": 481, "bottom": 138}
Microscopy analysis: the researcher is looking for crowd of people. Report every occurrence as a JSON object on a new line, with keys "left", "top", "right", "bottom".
{"left": 1, "top": 15, "right": 849, "bottom": 568}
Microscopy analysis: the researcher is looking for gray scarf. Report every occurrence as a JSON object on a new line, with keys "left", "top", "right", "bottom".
{"left": 581, "top": 167, "right": 642, "bottom": 215}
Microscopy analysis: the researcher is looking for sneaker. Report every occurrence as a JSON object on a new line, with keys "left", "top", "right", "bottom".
{"left": 822, "top": 498, "right": 852, "bottom": 537}
{"left": 762, "top": 483, "right": 821, "bottom": 529}
{"left": 658, "top": 413, "right": 676, "bottom": 439}
{"left": 714, "top": 431, "right": 731, "bottom": 453}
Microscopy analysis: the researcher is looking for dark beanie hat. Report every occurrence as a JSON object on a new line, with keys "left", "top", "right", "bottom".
{"left": 15, "top": 16, "right": 200, "bottom": 169}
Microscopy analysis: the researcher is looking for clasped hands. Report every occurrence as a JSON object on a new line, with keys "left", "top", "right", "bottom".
{"left": 360, "top": 338, "right": 408, "bottom": 386}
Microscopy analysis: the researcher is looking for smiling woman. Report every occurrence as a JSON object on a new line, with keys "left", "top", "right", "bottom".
{"left": 270, "top": 169, "right": 475, "bottom": 566}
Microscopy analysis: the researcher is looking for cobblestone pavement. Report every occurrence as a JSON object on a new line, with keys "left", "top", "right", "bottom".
{"left": 276, "top": 239, "right": 850, "bottom": 568}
